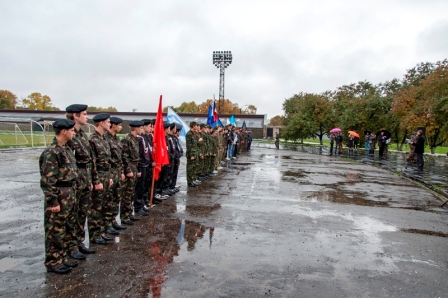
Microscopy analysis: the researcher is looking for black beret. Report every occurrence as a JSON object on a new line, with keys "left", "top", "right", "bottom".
{"left": 141, "top": 119, "right": 152, "bottom": 125}
{"left": 92, "top": 113, "right": 110, "bottom": 122}
{"left": 110, "top": 117, "right": 123, "bottom": 124}
{"left": 129, "top": 120, "right": 144, "bottom": 127}
{"left": 163, "top": 122, "right": 170, "bottom": 129}
{"left": 189, "top": 121, "right": 197, "bottom": 128}
{"left": 175, "top": 123, "right": 183, "bottom": 130}
{"left": 199, "top": 123, "right": 206, "bottom": 128}
{"left": 169, "top": 122, "right": 176, "bottom": 130}
{"left": 66, "top": 104, "right": 88, "bottom": 113}
{"left": 53, "top": 119, "right": 75, "bottom": 130}
{"left": 149, "top": 119, "right": 155, "bottom": 125}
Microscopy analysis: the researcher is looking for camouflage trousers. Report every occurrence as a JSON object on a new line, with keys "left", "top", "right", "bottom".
{"left": 104, "top": 168, "right": 122, "bottom": 229}
{"left": 88, "top": 171, "right": 110, "bottom": 240}
{"left": 121, "top": 170, "right": 137, "bottom": 222}
{"left": 44, "top": 186, "right": 76, "bottom": 270}
{"left": 75, "top": 166, "right": 92, "bottom": 247}
{"left": 216, "top": 149, "right": 224, "bottom": 168}
{"left": 208, "top": 155, "right": 215, "bottom": 173}
{"left": 186, "top": 155, "right": 198, "bottom": 183}
{"left": 198, "top": 155, "right": 206, "bottom": 177}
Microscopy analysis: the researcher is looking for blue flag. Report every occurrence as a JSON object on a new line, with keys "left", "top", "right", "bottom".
{"left": 229, "top": 115, "right": 237, "bottom": 126}
{"left": 167, "top": 107, "right": 189, "bottom": 144}
{"left": 242, "top": 121, "right": 247, "bottom": 130}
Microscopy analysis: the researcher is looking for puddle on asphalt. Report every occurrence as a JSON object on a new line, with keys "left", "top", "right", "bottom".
{"left": 282, "top": 170, "right": 308, "bottom": 178}
{"left": 400, "top": 228, "right": 448, "bottom": 238}
{"left": 230, "top": 162, "right": 254, "bottom": 166}
{"left": 0, "top": 257, "right": 26, "bottom": 273}
{"left": 303, "top": 190, "right": 389, "bottom": 207}
{"left": 186, "top": 204, "right": 221, "bottom": 216}
{"left": 144, "top": 218, "right": 214, "bottom": 295}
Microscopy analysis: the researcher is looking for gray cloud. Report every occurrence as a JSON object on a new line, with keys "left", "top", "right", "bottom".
{"left": 1, "top": 0, "right": 448, "bottom": 117}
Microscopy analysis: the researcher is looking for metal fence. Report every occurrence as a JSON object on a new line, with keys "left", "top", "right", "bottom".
{"left": 0, "top": 118, "right": 96, "bottom": 148}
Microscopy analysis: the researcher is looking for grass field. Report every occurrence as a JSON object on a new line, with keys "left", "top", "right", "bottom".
{"left": 0, "top": 133, "right": 53, "bottom": 148}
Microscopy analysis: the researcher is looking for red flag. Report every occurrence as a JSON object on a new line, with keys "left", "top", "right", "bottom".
{"left": 152, "top": 95, "right": 169, "bottom": 180}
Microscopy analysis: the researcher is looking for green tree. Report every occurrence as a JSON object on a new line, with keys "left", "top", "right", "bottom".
{"left": 282, "top": 92, "right": 334, "bottom": 144}
{"left": 0, "top": 90, "right": 18, "bottom": 109}
{"left": 21, "top": 92, "right": 58, "bottom": 110}
{"left": 87, "top": 106, "right": 118, "bottom": 112}
{"left": 269, "top": 115, "right": 283, "bottom": 126}
{"left": 393, "top": 60, "right": 448, "bottom": 153}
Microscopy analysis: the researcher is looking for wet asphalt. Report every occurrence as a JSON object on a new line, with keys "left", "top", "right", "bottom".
{"left": 0, "top": 146, "right": 447, "bottom": 297}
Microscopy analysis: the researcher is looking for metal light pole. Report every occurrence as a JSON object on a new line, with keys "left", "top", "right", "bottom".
{"left": 213, "top": 51, "right": 232, "bottom": 113}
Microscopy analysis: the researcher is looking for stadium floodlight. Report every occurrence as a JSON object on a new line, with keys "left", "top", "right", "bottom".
{"left": 213, "top": 51, "right": 232, "bottom": 112}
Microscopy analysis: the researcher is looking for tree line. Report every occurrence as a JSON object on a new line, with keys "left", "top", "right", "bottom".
{"left": 279, "top": 60, "right": 448, "bottom": 154}
{"left": 163, "top": 99, "right": 257, "bottom": 115}
{"left": 0, "top": 91, "right": 118, "bottom": 112}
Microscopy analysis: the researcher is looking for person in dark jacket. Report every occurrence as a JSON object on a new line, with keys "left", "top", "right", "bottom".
{"left": 411, "top": 130, "right": 425, "bottom": 171}
{"left": 378, "top": 131, "right": 388, "bottom": 158}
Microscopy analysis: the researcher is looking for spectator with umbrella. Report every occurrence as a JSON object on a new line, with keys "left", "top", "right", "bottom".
{"left": 330, "top": 128, "right": 342, "bottom": 155}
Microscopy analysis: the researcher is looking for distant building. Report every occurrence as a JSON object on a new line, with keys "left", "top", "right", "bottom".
{"left": 266, "top": 126, "right": 282, "bottom": 139}
{"left": 0, "top": 110, "right": 267, "bottom": 138}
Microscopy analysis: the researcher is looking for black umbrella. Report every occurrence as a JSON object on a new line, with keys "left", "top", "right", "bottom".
{"left": 376, "top": 130, "right": 391, "bottom": 139}
{"left": 364, "top": 130, "right": 372, "bottom": 135}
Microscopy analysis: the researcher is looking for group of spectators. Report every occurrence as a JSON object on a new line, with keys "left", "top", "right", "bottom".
{"left": 328, "top": 129, "right": 426, "bottom": 170}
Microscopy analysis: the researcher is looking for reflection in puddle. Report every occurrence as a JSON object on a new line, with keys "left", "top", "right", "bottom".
{"left": 304, "top": 190, "right": 389, "bottom": 207}
{"left": 147, "top": 217, "right": 215, "bottom": 297}
{"left": 400, "top": 228, "right": 448, "bottom": 238}
{"left": 282, "top": 170, "right": 308, "bottom": 178}
{"left": 186, "top": 204, "right": 221, "bottom": 216}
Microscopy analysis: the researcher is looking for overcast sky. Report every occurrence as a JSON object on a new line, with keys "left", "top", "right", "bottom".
{"left": 1, "top": 0, "right": 447, "bottom": 119}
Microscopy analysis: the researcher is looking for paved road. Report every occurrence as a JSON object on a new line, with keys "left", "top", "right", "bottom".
{"left": 0, "top": 147, "right": 447, "bottom": 297}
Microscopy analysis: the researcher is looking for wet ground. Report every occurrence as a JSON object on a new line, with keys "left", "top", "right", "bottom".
{"left": 0, "top": 146, "right": 447, "bottom": 297}
{"left": 258, "top": 141, "right": 448, "bottom": 199}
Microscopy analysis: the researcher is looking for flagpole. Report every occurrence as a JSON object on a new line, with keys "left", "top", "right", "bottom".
{"left": 149, "top": 167, "right": 155, "bottom": 209}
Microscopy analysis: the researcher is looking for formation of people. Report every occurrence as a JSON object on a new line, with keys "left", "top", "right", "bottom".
{"left": 185, "top": 122, "right": 252, "bottom": 187}
{"left": 39, "top": 104, "right": 254, "bottom": 275}
{"left": 40, "top": 104, "right": 180, "bottom": 274}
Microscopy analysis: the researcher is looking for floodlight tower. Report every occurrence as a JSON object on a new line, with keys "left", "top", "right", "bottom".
{"left": 213, "top": 51, "right": 232, "bottom": 113}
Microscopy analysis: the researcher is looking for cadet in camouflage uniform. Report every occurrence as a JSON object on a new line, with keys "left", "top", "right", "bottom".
{"left": 210, "top": 126, "right": 218, "bottom": 173}
{"left": 198, "top": 124, "right": 208, "bottom": 179}
{"left": 186, "top": 121, "right": 200, "bottom": 187}
{"left": 104, "top": 117, "right": 127, "bottom": 233}
{"left": 40, "top": 119, "right": 79, "bottom": 274}
{"left": 121, "top": 121, "right": 143, "bottom": 225}
{"left": 88, "top": 113, "right": 113, "bottom": 245}
{"left": 215, "top": 126, "right": 224, "bottom": 170}
{"left": 65, "top": 104, "right": 95, "bottom": 258}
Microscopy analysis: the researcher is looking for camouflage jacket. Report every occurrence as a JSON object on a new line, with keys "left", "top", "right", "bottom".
{"left": 186, "top": 130, "right": 199, "bottom": 158}
{"left": 39, "top": 139, "right": 78, "bottom": 207}
{"left": 67, "top": 127, "right": 92, "bottom": 165}
{"left": 104, "top": 131, "right": 123, "bottom": 175}
{"left": 121, "top": 133, "right": 139, "bottom": 174}
{"left": 89, "top": 130, "right": 111, "bottom": 184}
{"left": 210, "top": 134, "right": 218, "bottom": 155}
